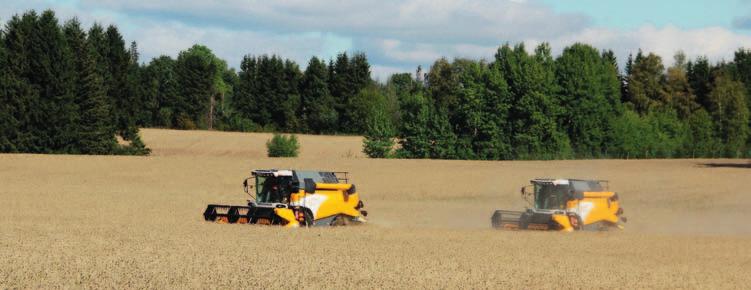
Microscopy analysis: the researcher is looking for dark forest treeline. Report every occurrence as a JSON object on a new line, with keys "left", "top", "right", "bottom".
{"left": 386, "top": 44, "right": 750, "bottom": 159}
{"left": 0, "top": 10, "right": 148, "bottom": 154}
{"left": 1, "top": 10, "right": 750, "bottom": 159}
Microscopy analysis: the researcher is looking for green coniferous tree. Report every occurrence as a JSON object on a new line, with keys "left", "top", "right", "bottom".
{"left": 127, "top": 41, "right": 153, "bottom": 127}
{"left": 104, "top": 25, "right": 134, "bottom": 136}
{"left": 327, "top": 52, "right": 372, "bottom": 133}
{"left": 279, "top": 59, "right": 302, "bottom": 131}
{"left": 2, "top": 13, "right": 40, "bottom": 152}
{"left": 63, "top": 18, "right": 86, "bottom": 80}
{"left": 32, "top": 10, "right": 77, "bottom": 152}
{"left": 258, "top": 55, "right": 285, "bottom": 129}
{"left": 733, "top": 49, "right": 751, "bottom": 110}
{"left": 78, "top": 40, "right": 117, "bottom": 154}
{"left": 329, "top": 52, "right": 351, "bottom": 131}
{"left": 0, "top": 27, "right": 16, "bottom": 151}
{"left": 601, "top": 49, "right": 624, "bottom": 115}
{"left": 174, "top": 45, "right": 223, "bottom": 128}
{"left": 349, "top": 53, "right": 371, "bottom": 91}
{"left": 687, "top": 56, "right": 713, "bottom": 110}
{"left": 234, "top": 55, "right": 259, "bottom": 123}
{"left": 63, "top": 18, "right": 114, "bottom": 154}
{"left": 87, "top": 24, "right": 110, "bottom": 91}
{"left": 300, "top": 56, "right": 338, "bottom": 133}
{"left": 622, "top": 53, "right": 633, "bottom": 103}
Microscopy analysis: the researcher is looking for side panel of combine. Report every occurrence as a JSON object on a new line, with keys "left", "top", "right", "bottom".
{"left": 566, "top": 191, "right": 621, "bottom": 228}
{"left": 312, "top": 191, "right": 361, "bottom": 219}
{"left": 291, "top": 182, "right": 365, "bottom": 224}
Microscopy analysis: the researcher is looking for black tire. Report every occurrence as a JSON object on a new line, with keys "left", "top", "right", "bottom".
{"left": 569, "top": 214, "right": 583, "bottom": 230}
{"left": 300, "top": 209, "right": 314, "bottom": 227}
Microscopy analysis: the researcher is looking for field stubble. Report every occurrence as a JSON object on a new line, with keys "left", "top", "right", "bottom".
{"left": 1, "top": 129, "right": 750, "bottom": 288}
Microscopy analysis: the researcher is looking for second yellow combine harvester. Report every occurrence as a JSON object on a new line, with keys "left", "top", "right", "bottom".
{"left": 204, "top": 169, "right": 367, "bottom": 227}
{"left": 492, "top": 178, "right": 626, "bottom": 231}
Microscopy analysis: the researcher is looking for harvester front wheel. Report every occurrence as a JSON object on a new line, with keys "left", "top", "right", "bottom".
{"left": 300, "top": 209, "right": 314, "bottom": 227}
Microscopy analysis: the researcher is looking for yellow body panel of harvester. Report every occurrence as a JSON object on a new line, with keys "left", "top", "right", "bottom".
{"left": 573, "top": 192, "right": 621, "bottom": 224}
{"left": 286, "top": 186, "right": 365, "bottom": 227}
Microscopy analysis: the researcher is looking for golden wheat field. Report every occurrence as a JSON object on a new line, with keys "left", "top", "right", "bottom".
{"left": 1, "top": 128, "right": 750, "bottom": 289}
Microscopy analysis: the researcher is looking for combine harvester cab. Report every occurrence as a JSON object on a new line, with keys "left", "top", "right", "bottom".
{"left": 491, "top": 179, "right": 626, "bottom": 232}
{"left": 204, "top": 169, "right": 367, "bottom": 227}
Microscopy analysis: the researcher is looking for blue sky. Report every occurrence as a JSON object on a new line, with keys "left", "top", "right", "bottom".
{"left": 2, "top": 0, "right": 751, "bottom": 80}
{"left": 542, "top": 0, "right": 745, "bottom": 30}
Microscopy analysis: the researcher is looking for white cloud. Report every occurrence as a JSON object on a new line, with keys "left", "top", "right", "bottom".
{"left": 133, "top": 20, "right": 347, "bottom": 69}
{"left": 373, "top": 39, "right": 443, "bottom": 63}
{"left": 371, "top": 64, "right": 413, "bottom": 82}
{"left": 4, "top": 1, "right": 751, "bottom": 79}
{"left": 546, "top": 25, "right": 751, "bottom": 68}
{"left": 81, "top": 0, "right": 590, "bottom": 44}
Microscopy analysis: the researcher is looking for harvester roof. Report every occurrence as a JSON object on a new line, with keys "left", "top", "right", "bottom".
{"left": 252, "top": 169, "right": 293, "bottom": 177}
{"left": 531, "top": 178, "right": 608, "bottom": 184}
{"left": 251, "top": 169, "right": 342, "bottom": 184}
{"left": 531, "top": 178, "right": 609, "bottom": 192}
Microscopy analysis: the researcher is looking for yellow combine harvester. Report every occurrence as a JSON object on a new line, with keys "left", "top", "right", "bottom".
{"left": 204, "top": 169, "right": 367, "bottom": 227}
{"left": 491, "top": 179, "right": 626, "bottom": 231}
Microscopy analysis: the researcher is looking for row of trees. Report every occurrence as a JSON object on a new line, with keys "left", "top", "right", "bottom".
{"left": 0, "top": 10, "right": 148, "bottom": 154}
{"left": 366, "top": 44, "right": 750, "bottom": 159}
{"left": 1, "top": 10, "right": 750, "bottom": 159}
{"left": 1, "top": 10, "right": 386, "bottom": 155}
{"left": 131, "top": 45, "right": 376, "bottom": 135}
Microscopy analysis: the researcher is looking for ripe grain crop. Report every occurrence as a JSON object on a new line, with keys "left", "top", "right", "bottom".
{"left": 1, "top": 129, "right": 749, "bottom": 288}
